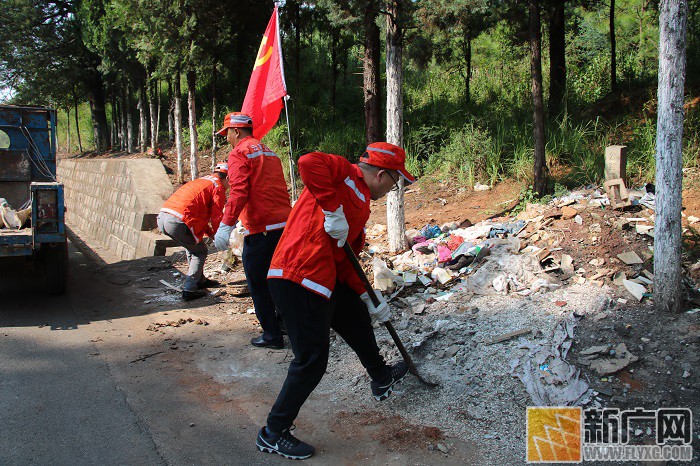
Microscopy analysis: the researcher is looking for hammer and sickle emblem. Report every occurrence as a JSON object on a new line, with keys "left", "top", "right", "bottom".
{"left": 254, "top": 36, "right": 273, "bottom": 68}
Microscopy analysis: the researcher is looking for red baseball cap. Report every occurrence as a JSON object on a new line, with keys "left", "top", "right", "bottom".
{"left": 216, "top": 112, "right": 253, "bottom": 136}
{"left": 360, "top": 142, "right": 416, "bottom": 183}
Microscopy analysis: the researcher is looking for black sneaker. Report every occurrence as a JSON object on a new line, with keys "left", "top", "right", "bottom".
{"left": 182, "top": 289, "right": 207, "bottom": 301}
{"left": 250, "top": 335, "right": 284, "bottom": 350}
{"left": 371, "top": 361, "right": 409, "bottom": 401}
{"left": 256, "top": 426, "right": 315, "bottom": 460}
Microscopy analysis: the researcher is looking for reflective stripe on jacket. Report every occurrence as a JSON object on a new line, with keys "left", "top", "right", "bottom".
{"left": 221, "top": 137, "right": 291, "bottom": 235}
{"left": 161, "top": 175, "right": 226, "bottom": 243}
{"left": 267, "top": 152, "right": 369, "bottom": 299}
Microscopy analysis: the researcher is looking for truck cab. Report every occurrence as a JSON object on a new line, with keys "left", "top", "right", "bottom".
{"left": 0, "top": 105, "right": 68, "bottom": 294}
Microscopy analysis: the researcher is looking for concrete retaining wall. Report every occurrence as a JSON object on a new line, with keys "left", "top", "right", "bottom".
{"left": 58, "top": 158, "right": 174, "bottom": 261}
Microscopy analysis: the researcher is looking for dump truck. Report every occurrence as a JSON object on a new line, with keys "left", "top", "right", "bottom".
{"left": 0, "top": 105, "right": 67, "bottom": 293}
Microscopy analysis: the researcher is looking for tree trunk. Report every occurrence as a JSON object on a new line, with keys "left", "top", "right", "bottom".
{"left": 86, "top": 72, "right": 110, "bottom": 151}
{"left": 549, "top": 0, "right": 566, "bottom": 117}
{"left": 187, "top": 68, "right": 198, "bottom": 180}
{"left": 126, "top": 85, "right": 134, "bottom": 154}
{"left": 66, "top": 107, "right": 71, "bottom": 153}
{"left": 331, "top": 28, "right": 339, "bottom": 112}
{"left": 120, "top": 86, "right": 127, "bottom": 151}
{"left": 174, "top": 73, "right": 184, "bottom": 184}
{"left": 149, "top": 77, "right": 157, "bottom": 150}
{"left": 73, "top": 92, "right": 83, "bottom": 153}
{"left": 654, "top": 0, "right": 688, "bottom": 314}
{"left": 156, "top": 80, "right": 161, "bottom": 146}
{"left": 363, "top": 0, "right": 382, "bottom": 143}
{"left": 386, "top": 0, "right": 407, "bottom": 253}
{"left": 211, "top": 64, "right": 218, "bottom": 169}
{"left": 610, "top": 0, "right": 617, "bottom": 91}
{"left": 111, "top": 92, "right": 118, "bottom": 150}
{"left": 529, "top": 0, "right": 548, "bottom": 196}
{"left": 168, "top": 81, "right": 174, "bottom": 142}
{"left": 463, "top": 26, "right": 472, "bottom": 106}
{"left": 138, "top": 85, "right": 147, "bottom": 153}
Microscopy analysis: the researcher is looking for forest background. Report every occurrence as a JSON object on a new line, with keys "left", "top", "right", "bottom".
{"left": 1, "top": 0, "right": 699, "bottom": 191}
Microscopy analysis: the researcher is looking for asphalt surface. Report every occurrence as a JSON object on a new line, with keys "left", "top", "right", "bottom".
{"left": 0, "top": 244, "right": 275, "bottom": 466}
{"left": 0, "top": 243, "right": 482, "bottom": 465}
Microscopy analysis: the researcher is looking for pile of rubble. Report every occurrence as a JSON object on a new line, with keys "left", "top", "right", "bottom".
{"left": 366, "top": 184, "right": 687, "bottom": 308}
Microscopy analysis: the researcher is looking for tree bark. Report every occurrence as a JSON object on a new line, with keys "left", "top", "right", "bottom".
{"left": 111, "top": 92, "right": 118, "bottom": 150}
{"left": 86, "top": 72, "right": 110, "bottom": 151}
{"left": 120, "top": 86, "right": 127, "bottom": 151}
{"left": 463, "top": 26, "right": 472, "bottom": 106}
{"left": 549, "top": 0, "right": 566, "bottom": 117}
{"left": 138, "top": 85, "right": 147, "bottom": 153}
{"left": 211, "top": 64, "right": 218, "bottom": 169}
{"left": 73, "top": 92, "right": 83, "bottom": 153}
{"left": 126, "top": 85, "right": 134, "bottom": 154}
{"left": 529, "top": 0, "right": 548, "bottom": 196}
{"left": 149, "top": 77, "right": 157, "bottom": 150}
{"left": 168, "top": 81, "right": 174, "bottom": 142}
{"left": 187, "top": 68, "right": 198, "bottom": 180}
{"left": 174, "top": 73, "right": 184, "bottom": 184}
{"left": 156, "top": 80, "right": 161, "bottom": 146}
{"left": 386, "top": 0, "right": 407, "bottom": 253}
{"left": 66, "top": 107, "right": 71, "bottom": 153}
{"left": 331, "top": 28, "right": 339, "bottom": 112}
{"left": 610, "top": 0, "right": 617, "bottom": 91}
{"left": 654, "top": 0, "right": 688, "bottom": 314}
{"left": 363, "top": 0, "right": 382, "bottom": 143}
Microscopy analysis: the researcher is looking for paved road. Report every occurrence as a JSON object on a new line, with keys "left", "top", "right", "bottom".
{"left": 0, "top": 243, "right": 481, "bottom": 465}
{"left": 0, "top": 244, "right": 276, "bottom": 466}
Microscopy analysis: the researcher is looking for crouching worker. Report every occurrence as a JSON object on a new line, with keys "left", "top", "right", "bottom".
{"left": 256, "top": 143, "right": 416, "bottom": 460}
{"left": 157, "top": 163, "right": 228, "bottom": 301}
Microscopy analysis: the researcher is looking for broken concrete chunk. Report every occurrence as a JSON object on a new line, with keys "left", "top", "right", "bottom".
{"left": 623, "top": 279, "right": 646, "bottom": 301}
{"left": 580, "top": 345, "right": 611, "bottom": 356}
{"left": 574, "top": 215, "right": 583, "bottom": 225}
{"left": 561, "top": 206, "right": 578, "bottom": 220}
{"left": 560, "top": 254, "right": 574, "bottom": 274}
{"left": 617, "top": 251, "right": 643, "bottom": 265}
{"left": 589, "top": 343, "right": 638, "bottom": 375}
{"left": 445, "top": 345, "right": 460, "bottom": 358}
{"left": 418, "top": 275, "right": 432, "bottom": 286}
{"left": 613, "top": 271, "right": 627, "bottom": 286}
{"left": 589, "top": 258, "right": 605, "bottom": 267}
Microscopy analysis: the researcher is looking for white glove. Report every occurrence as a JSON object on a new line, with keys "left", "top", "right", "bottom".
{"left": 322, "top": 205, "right": 349, "bottom": 247}
{"left": 214, "top": 223, "right": 233, "bottom": 251}
{"left": 360, "top": 290, "right": 391, "bottom": 322}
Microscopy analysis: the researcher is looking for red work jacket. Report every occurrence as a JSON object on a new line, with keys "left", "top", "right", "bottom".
{"left": 267, "top": 152, "right": 369, "bottom": 299}
{"left": 161, "top": 175, "right": 226, "bottom": 243}
{"left": 221, "top": 137, "right": 291, "bottom": 235}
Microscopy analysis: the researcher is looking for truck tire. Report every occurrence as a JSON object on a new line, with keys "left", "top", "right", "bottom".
{"left": 38, "top": 241, "right": 68, "bottom": 294}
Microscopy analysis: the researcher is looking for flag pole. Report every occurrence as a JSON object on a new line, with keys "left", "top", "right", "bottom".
{"left": 283, "top": 96, "right": 297, "bottom": 201}
{"left": 275, "top": 1, "right": 297, "bottom": 202}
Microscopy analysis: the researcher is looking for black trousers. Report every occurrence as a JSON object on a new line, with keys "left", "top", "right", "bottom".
{"left": 265, "top": 279, "right": 390, "bottom": 433}
{"left": 242, "top": 229, "right": 284, "bottom": 342}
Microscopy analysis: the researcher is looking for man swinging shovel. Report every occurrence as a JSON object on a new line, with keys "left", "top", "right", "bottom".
{"left": 255, "top": 143, "right": 436, "bottom": 460}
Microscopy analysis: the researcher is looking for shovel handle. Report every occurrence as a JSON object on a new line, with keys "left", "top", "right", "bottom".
{"left": 342, "top": 243, "right": 439, "bottom": 388}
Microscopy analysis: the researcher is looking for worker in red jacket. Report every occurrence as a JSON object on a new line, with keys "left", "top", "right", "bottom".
{"left": 158, "top": 163, "right": 228, "bottom": 301}
{"left": 255, "top": 142, "right": 416, "bottom": 460}
{"left": 214, "top": 112, "right": 292, "bottom": 349}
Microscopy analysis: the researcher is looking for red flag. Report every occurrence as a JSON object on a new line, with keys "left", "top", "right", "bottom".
{"left": 242, "top": 6, "right": 287, "bottom": 140}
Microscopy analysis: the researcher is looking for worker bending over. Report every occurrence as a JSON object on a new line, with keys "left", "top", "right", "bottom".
{"left": 158, "top": 163, "right": 228, "bottom": 301}
{"left": 256, "top": 143, "right": 416, "bottom": 459}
